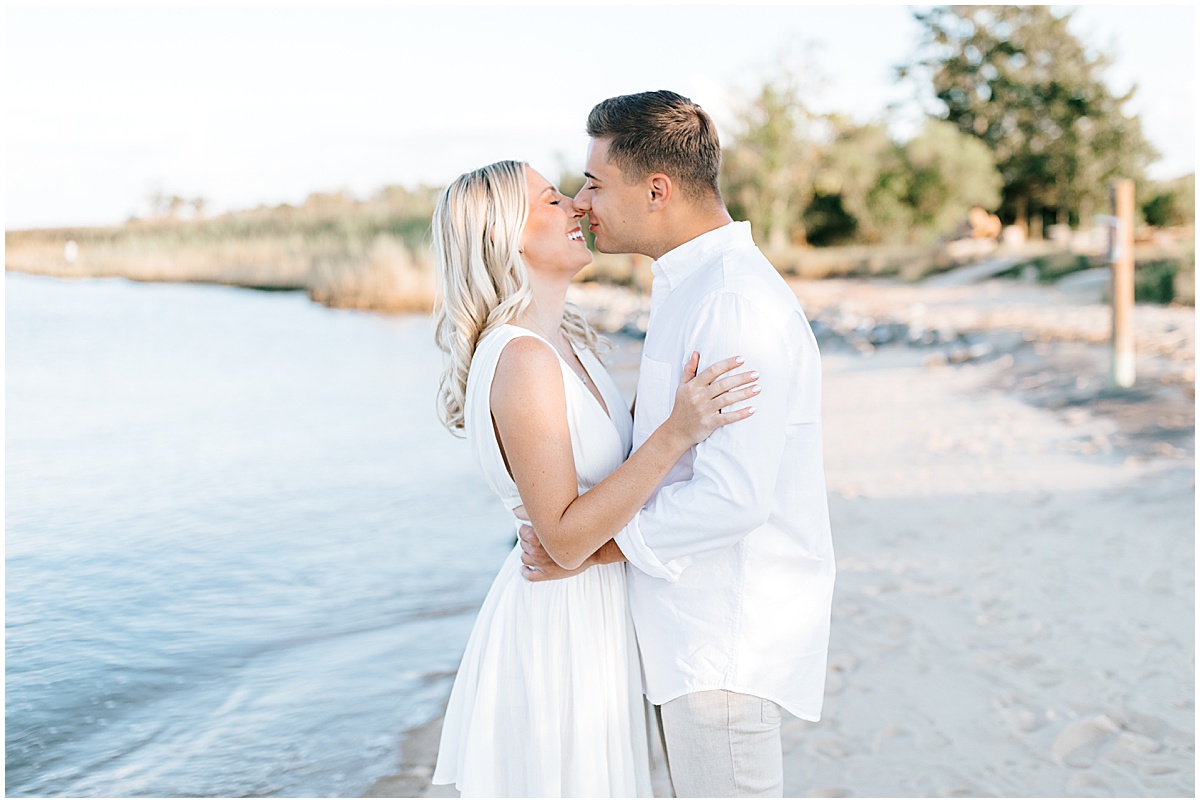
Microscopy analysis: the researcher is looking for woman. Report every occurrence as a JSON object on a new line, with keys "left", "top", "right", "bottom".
{"left": 429, "top": 160, "right": 759, "bottom": 796}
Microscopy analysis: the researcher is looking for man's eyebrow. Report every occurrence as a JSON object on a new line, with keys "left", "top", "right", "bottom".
{"left": 583, "top": 171, "right": 599, "bottom": 181}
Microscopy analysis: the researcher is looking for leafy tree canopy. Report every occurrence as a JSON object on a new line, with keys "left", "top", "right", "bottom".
{"left": 903, "top": 5, "right": 1158, "bottom": 229}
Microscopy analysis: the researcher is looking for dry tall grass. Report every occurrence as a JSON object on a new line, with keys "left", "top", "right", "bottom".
{"left": 7, "top": 208, "right": 1192, "bottom": 312}
{"left": 5, "top": 201, "right": 440, "bottom": 312}
{"left": 309, "top": 234, "right": 436, "bottom": 313}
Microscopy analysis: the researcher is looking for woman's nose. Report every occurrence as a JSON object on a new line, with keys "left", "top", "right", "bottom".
{"left": 564, "top": 195, "right": 584, "bottom": 220}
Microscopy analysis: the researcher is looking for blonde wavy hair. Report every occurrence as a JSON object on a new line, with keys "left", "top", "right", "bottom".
{"left": 432, "top": 159, "right": 607, "bottom": 434}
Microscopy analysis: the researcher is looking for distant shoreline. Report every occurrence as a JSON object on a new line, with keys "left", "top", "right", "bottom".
{"left": 9, "top": 215, "right": 1193, "bottom": 319}
{"left": 9, "top": 265, "right": 1195, "bottom": 375}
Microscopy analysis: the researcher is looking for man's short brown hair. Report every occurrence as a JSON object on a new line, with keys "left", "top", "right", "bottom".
{"left": 586, "top": 90, "right": 722, "bottom": 201}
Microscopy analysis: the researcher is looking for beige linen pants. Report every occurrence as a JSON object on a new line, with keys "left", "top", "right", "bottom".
{"left": 656, "top": 690, "right": 784, "bottom": 797}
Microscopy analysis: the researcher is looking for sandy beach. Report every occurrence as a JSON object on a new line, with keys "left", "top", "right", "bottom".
{"left": 365, "top": 279, "right": 1194, "bottom": 798}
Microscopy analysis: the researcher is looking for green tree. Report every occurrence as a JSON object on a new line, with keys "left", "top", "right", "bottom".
{"left": 904, "top": 5, "right": 1157, "bottom": 233}
{"left": 815, "top": 121, "right": 911, "bottom": 244}
{"left": 903, "top": 120, "right": 1003, "bottom": 241}
{"left": 721, "top": 69, "right": 823, "bottom": 249}
{"left": 1140, "top": 174, "right": 1195, "bottom": 228}
{"left": 812, "top": 119, "right": 1000, "bottom": 245}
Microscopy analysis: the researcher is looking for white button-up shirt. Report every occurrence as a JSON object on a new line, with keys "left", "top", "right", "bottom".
{"left": 614, "top": 221, "right": 835, "bottom": 721}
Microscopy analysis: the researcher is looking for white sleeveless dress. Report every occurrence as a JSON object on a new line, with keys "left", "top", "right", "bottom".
{"left": 432, "top": 324, "right": 653, "bottom": 797}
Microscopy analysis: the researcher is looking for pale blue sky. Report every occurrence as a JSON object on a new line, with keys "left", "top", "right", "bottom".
{"left": 5, "top": 4, "right": 1195, "bottom": 229}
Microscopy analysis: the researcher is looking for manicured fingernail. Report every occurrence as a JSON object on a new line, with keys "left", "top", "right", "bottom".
{"left": 746, "top": 406, "right": 756, "bottom": 414}
{"left": 749, "top": 371, "right": 760, "bottom": 380}
{"left": 735, "top": 356, "right": 745, "bottom": 364}
{"left": 750, "top": 384, "right": 760, "bottom": 393}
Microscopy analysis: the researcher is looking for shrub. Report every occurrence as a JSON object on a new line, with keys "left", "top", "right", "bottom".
{"left": 1135, "top": 261, "right": 1179, "bottom": 304}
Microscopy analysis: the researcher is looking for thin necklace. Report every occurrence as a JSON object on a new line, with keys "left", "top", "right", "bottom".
{"left": 525, "top": 315, "right": 593, "bottom": 387}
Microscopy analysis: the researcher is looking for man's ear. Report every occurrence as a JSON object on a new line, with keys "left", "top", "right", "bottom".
{"left": 647, "top": 173, "right": 672, "bottom": 211}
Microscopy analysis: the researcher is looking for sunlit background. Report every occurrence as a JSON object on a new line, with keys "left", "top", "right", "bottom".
{"left": 6, "top": 4, "right": 1196, "bottom": 798}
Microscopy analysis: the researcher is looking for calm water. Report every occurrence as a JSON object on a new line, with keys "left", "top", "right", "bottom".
{"left": 5, "top": 273, "right": 522, "bottom": 796}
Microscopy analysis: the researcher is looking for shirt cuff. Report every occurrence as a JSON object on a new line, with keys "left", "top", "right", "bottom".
{"left": 613, "top": 515, "right": 693, "bottom": 582}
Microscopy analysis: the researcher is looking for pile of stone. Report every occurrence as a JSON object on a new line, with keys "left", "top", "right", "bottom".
{"left": 808, "top": 313, "right": 1006, "bottom": 364}
{"left": 568, "top": 277, "right": 1194, "bottom": 380}
{"left": 568, "top": 280, "right": 1007, "bottom": 366}
{"left": 567, "top": 282, "right": 651, "bottom": 337}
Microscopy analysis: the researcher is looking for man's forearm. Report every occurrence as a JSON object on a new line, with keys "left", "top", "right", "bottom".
{"left": 587, "top": 539, "right": 626, "bottom": 567}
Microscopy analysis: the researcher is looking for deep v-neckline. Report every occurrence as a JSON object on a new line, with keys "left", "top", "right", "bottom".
{"left": 567, "top": 343, "right": 614, "bottom": 423}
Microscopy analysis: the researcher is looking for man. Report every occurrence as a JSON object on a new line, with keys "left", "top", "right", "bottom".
{"left": 520, "top": 90, "right": 835, "bottom": 798}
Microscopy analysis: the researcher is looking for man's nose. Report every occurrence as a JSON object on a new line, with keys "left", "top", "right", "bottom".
{"left": 573, "top": 186, "right": 592, "bottom": 212}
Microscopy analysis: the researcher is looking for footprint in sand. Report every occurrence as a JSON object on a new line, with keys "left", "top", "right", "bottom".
{"left": 1118, "top": 731, "right": 1162, "bottom": 755}
{"left": 1141, "top": 568, "right": 1172, "bottom": 593}
{"left": 823, "top": 653, "right": 858, "bottom": 695}
{"left": 1003, "top": 707, "right": 1043, "bottom": 734}
{"left": 1066, "top": 772, "right": 1113, "bottom": 796}
{"left": 939, "top": 787, "right": 979, "bottom": 797}
{"left": 914, "top": 729, "right": 951, "bottom": 751}
{"left": 871, "top": 725, "right": 910, "bottom": 754}
{"left": 806, "top": 737, "right": 856, "bottom": 760}
{"left": 1052, "top": 715, "right": 1121, "bottom": 768}
{"left": 1029, "top": 667, "right": 1066, "bottom": 688}
{"left": 1144, "top": 764, "right": 1179, "bottom": 777}
{"left": 993, "top": 692, "right": 1046, "bottom": 735}
{"left": 1110, "top": 707, "right": 1174, "bottom": 741}
{"left": 1005, "top": 653, "right": 1041, "bottom": 670}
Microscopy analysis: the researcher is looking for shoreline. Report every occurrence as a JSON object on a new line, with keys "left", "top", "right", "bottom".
{"left": 7, "top": 267, "right": 1196, "bottom": 369}
{"left": 361, "top": 704, "right": 453, "bottom": 799}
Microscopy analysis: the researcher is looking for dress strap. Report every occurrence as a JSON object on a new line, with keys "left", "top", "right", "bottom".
{"left": 465, "top": 325, "right": 554, "bottom": 510}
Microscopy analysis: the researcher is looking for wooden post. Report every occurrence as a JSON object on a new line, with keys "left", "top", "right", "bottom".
{"left": 1111, "top": 179, "right": 1135, "bottom": 388}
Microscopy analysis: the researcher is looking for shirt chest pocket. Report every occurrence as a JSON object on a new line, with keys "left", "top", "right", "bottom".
{"left": 632, "top": 355, "right": 675, "bottom": 446}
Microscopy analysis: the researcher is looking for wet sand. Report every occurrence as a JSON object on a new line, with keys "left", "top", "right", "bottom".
{"left": 366, "top": 280, "right": 1194, "bottom": 798}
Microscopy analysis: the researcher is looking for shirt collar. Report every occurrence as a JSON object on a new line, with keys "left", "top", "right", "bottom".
{"left": 651, "top": 221, "right": 754, "bottom": 291}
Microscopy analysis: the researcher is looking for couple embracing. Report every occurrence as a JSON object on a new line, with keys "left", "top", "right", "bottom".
{"left": 429, "top": 90, "right": 835, "bottom": 798}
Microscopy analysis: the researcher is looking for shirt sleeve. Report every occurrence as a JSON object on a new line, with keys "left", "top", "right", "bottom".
{"left": 614, "top": 291, "right": 794, "bottom": 581}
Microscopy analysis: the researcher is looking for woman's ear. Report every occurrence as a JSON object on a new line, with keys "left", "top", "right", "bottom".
{"left": 647, "top": 173, "right": 672, "bottom": 211}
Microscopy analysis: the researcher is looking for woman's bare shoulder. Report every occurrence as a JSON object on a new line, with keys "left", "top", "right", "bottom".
{"left": 491, "top": 332, "right": 562, "bottom": 412}
{"left": 495, "top": 330, "right": 557, "bottom": 371}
